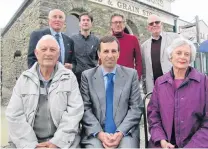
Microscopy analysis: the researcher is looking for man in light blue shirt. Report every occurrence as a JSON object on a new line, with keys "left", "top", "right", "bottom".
{"left": 80, "top": 35, "right": 143, "bottom": 148}
{"left": 28, "top": 9, "right": 76, "bottom": 71}
{"left": 50, "top": 28, "right": 65, "bottom": 63}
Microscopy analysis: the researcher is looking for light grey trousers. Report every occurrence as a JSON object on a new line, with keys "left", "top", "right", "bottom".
{"left": 81, "top": 136, "right": 140, "bottom": 148}
{"left": 6, "top": 135, "right": 81, "bottom": 148}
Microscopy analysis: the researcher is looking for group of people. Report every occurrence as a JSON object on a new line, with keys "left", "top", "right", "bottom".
{"left": 5, "top": 8, "right": 208, "bottom": 148}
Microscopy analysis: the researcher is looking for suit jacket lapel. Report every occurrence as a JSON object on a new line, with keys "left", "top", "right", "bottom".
{"left": 93, "top": 67, "right": 106, "bottom": 119}
{"left": 43, "top": 28, "right": 51, "bottom": 35}
{"left": 62, "top": 34, "right": 69, "bottom": 63}
{"left": 160, "top": 32, "right": 168, "bottom": 60}
{"left": 113, "top": 66, "right": 126, "bottom": 118}
{"left": 146, "top": 39, "right": 152, "bottom": 65}
{"left": 44, "top": 29, "right": 70, "bottom": 63}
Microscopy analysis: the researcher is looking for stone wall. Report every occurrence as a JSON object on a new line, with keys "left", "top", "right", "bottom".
{"left": 1, "top": 0, "right": 174, "bottom": 105}
{"left": 1, "top": 0, "right": 41, "bottom": 105}
{"left": 38, "top": 0, "right": 173, "bottom": 42}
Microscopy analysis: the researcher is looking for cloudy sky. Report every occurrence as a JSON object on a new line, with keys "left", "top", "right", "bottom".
{"left": 172, "top": 0, "right": 208, "bottom": 24}
{"left": 0, "top": 0, "right": 208, "bottom": 29}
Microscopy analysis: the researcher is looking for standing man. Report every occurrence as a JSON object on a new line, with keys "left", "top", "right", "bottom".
{"left": 28, "top": 9, "right": 76, "bottom": 70}
{"left": 111, "top": 14, "right": 142, "bottom": 79}
{"left": 141, "top": 14, "right": 180, "bottom": 94}
{"left": 6, "top": 35, "right": 83, "bottom": 148}
{"left": 80, "top": 36, "right": 143, "bottom": 148}
{"left": 71, "top": 12, "right": 99, "bottom": 85}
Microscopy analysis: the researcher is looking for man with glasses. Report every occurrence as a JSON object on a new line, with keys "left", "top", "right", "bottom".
{"left": 111, "top": 14, "right": 142, "bottom": 80}
{"left": 141, "top": 14, "right": 180, "bottom": 94}
{"left": 27, "top": 9, "right": 76, "bottom": 70}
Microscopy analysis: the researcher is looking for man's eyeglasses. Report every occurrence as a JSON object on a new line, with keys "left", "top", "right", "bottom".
{"left": 148, "top": 21, "right": 161, "bottom": 26}
{"left": 111, "top": 21, "right": 125, "bottom": 25}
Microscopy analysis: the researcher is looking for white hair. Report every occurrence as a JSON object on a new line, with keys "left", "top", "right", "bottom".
{"left": 48, "top": 9, "right": 65, "bottom": 20}
{"left": 167, "top": 38, "right": 196, "bottom": 63}
{"left": 147, "top": 14, "right": 161, "bottom": 23}
{"left": 36, "top": 35, "right": 60, "bottom": 50}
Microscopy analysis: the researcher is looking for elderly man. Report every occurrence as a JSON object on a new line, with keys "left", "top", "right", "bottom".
{"left": 141, "top": 14, "right": 180, "bottom": 94}
{"left": 6, "top": 35, "right": 84, "bottom": 148}
{"left": 27, "top": 9, "right": 76, "bottom": 70}
{"left": 80, "top": 35, "right": 143, "bottom": 148}
{"left": 111, "top": 13, "right": 142, "bottom": 79}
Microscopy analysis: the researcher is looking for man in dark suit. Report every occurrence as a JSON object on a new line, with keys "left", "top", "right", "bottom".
{"left": 80, "top": 35, "right": 143, "bottom": 148}
{"left": 27, "top": 9, "right": 76, "bottom": 70}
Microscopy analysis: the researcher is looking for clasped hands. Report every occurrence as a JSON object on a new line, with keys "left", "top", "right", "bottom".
{"left": 36, "top": 141, "right": 58, "bottom": 149}
{"left": 98, "top": 131, "right": 124, "bottom": 148}
{"left": 160, "top": 140, "right": 175, "bottom": 149}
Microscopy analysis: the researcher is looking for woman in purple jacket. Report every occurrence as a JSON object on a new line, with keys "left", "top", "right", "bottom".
{"left": 147, "top": 38, "right": 208, "bottom": 148}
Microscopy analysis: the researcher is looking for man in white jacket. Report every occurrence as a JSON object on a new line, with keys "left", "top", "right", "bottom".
{"left": 141, "top": 14, "right": 180, "bottom": 94}
{"left": 6, "top": 35, "right": 84, "bottom": 148}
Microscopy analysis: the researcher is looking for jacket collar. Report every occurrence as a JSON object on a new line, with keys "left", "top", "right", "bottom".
{"left": 22, "top": 62, "right": 71, "bottom": 85}
{"left": 112, "top": 31, "right": 124, "bottom": 38}
{"left": 79, "top": 31, "right": 92, "bottom": 39}
{"left": 151, "top": 32, "right": 162, "bottom": 40}
{"left": 159, "top": 66, "right": 201, "bottom": 85}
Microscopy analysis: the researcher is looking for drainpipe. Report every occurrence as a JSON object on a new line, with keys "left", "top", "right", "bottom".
{"left": 173, "top": 18, "right": 177, "bottom": 33}
{"left": 196, "top": 15, "right": 203, "bottom": 73}
{"left": 0, "top": 32, "right": 2, "bottom": 101}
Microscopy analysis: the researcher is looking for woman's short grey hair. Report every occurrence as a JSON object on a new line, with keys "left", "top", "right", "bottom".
{"left": 167, "top": 38, "right": 196, "bottom": 63}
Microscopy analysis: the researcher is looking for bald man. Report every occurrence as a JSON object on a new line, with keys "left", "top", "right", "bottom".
{"left": 6, "top": 35, "right": 83, "bottom": 148}
{"left": 141, "top": 14, "right": 180, "bottom": 94}
{"left": 28, "top": 9, "right": 76, "bottom": 71}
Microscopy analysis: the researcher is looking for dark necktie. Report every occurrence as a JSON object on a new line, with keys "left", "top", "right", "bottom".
{"left": 55, "top": 33, "right": 62, "bottom": 63}
{"left": 104, "top": 73, "right": 116, "bottom": 133}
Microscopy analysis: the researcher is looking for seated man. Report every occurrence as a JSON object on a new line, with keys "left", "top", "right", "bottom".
{"left": 6, "top": 35, "right": 84, "bottom": 148}
{"left": 80, "top": 35, "right": 143, "bottom": 148}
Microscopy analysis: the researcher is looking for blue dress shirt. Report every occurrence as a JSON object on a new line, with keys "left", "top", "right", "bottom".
{"left": 50, "top": 28, "right": 65, "bottom": 63}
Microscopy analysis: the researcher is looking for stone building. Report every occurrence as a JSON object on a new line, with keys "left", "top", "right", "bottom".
{"left": 0, "top": 0, "right": 177, "bottom": 104}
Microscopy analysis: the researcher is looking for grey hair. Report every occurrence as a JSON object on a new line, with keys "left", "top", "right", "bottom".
{"left": 48, "top": 9, "right": 65, "bottom": 20}
{"left": 167, "top": 38, "right": 196, "bottom": 63}
{"left": 147, "top": 14, "right": 161, "bottom": 23}
{"left": 36, "top": 35, "right": 60, "bottom": 50}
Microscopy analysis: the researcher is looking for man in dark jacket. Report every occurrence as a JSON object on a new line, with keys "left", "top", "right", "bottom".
{"left": 27, "top": 9, "right": 76, "bottom": 70}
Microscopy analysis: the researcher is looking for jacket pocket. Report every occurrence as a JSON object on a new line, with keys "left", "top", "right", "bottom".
{"left": 52, "top": 83, "right": 71, "bottom": 111}
{"left": 26, "top": 110, "right": 35, "bottom": 124}
{"left": 21, "top": 85, "right": 39, "bottom": 111}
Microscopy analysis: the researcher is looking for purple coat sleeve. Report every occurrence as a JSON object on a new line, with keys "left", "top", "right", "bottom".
{"left": 147, "top": 80, "right": 168, "bottom": 145}
{"left": 184, "top": 76, "right": 208, "bottom": 148}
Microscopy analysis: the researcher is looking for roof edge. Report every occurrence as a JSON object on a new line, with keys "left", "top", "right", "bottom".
{"left": 1, "top": 0, "right": 33, "bottom": 37}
